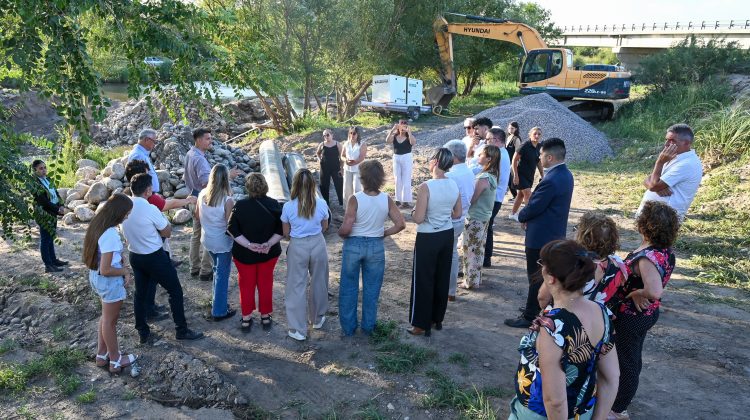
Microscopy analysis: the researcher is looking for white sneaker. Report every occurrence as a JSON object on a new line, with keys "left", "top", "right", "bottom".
{"left": 312, "top": 315, "right": 326, "bottom": 329}
{"left": 508, "top": 213, "right": 519, "bottom": 221}
{"left": 288, "top": 330, "right": 306, "bottom": 341}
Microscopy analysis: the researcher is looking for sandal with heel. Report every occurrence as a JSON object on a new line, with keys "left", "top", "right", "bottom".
{"left": 109, "top": 353, "right": 137, "bottom": 374}
{"left": 240, "top": 318, "right": 253, "bottom": 333}
{"left": 260, "top": 315, "right": 272, "bottom": 331}
{"left": 95, "top": 352, "right": 109, "bottom": 369}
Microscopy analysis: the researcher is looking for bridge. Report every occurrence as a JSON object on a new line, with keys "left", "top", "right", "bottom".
{"left": 555, "top": 20, "right": 750, "bottom": 70}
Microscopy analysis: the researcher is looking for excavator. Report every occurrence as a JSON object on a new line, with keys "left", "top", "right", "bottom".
{"left": 427, "top": 13, "right": 631, "bottom": 119}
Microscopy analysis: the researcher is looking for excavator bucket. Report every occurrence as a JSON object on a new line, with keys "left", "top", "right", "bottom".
{"left": 425, "top": 84, "right": 456, "bottom": 108}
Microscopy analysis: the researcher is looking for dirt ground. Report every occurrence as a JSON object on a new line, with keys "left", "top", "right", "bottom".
{"left": 1, "top": 120, "right": 749, "bottom": 419}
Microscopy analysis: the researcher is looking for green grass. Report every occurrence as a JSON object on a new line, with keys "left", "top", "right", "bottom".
{"left": 369, "top": 320, "right": 436, "bottom": 374}
{"left": 0, "top": 339, "right": 17, "bottom": 355}
{"left": 421, "top": 370, "right": 500, "bottom": 419}
{"left": 448, "top": 353, "right": 469, "bottom": 368}
{"left": 76, "top": 388, "right": 96, "bottom": 404}
{"left": 19, "top": 276, "right": 60, "bottom": 294}
{"left": 694, "top": 100, "right": 750, "bottom": 167}
{"left": 446, "top": 80, "right": 518, "bottom": 116}
{"left": 52, "top": 325, "right": 70, "bottom": 342}
{"left": 0, "top": 348, "right": 85, "bottom": 394}
{"left": 354, "top": 401, "right": 385, "bottom": 420}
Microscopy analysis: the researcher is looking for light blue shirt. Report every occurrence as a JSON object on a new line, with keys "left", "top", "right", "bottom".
{"left": 183, "top": 146, "right": 212, "bottom": 193}
{"left": 280, "top": 198, "right": 329, "bottom": 238}
{"left": 128, "top": 144, "right": 160, "bottom": 193}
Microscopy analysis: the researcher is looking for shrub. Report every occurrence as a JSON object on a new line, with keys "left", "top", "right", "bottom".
{"left": 637, "top": 36, "right": 750, "bottom": 91}
{"left": 694, "top": 100, "right": 750, "bottom": 167}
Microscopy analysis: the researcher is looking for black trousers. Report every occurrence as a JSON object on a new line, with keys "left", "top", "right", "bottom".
{"left": 319, "top": 165, "right": 343, "bottom": 206}
{"left": 508, "top": 175, "right": 517, "bottom": 199}
{"left": 409, "top": 229, "right": 454, "bottom": 330}
{"left": 130, "top": 248, "right": 188, "bottom": 337}
{"left": 522, "top": 247, "right": 542, "bottom": 320}
{"left": 612, "top": 308, "right": 660, "bottom": 412}
{"left": 483, "top": 201, "right": 502, "bottom": 266}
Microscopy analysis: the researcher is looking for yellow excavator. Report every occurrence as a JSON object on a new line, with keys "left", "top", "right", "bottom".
{"left": 427, "top": 13, "right": 631, "bottom": 119}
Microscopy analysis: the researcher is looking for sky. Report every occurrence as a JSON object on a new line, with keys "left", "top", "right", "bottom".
{"left": 531, "top": 0, "right": 750, "bottom": 28}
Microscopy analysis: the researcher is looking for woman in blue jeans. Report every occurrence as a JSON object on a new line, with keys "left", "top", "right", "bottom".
{"left": 197, "top": 164, "right": 236, "bottom": 321}
{"left": 338, "top": 160, "right": 405, "bottom": 336}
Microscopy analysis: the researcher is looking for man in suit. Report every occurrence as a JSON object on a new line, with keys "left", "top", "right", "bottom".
{"left": 504, "top": 138, "right": 574, "bottom": 328}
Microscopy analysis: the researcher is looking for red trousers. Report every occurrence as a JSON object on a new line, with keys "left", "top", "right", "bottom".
{"left": 233, "top": 257, "right": 278, "bottom": 316}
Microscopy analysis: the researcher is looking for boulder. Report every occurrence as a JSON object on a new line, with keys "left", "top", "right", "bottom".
{"left": 110, "top": 162, "right": 126, "bottom": 180}
{"left": 84, "top": 182, "right": 110, "bottom": 205}
{"left": 103, "top": 177, "right": 123, "bottom": 191}
{"left": 172, "top": 209, "right": 192, "bottom": 224}
{"left": 156, "top": 170, "right": 170, "bottom": 182}
{"left": 76, "top": 159, "right": 100, "bottom": 170}
{"left": 62, "top": 212, "right": 77, "bottom": 225}
{"left": 74, "top": 205, "right": 95, "bottom": 222}
{"left": 67, "top": 199, "right": 87, "bottom": 210}
{"left": 75, "top": 166, "right": 99, "bottom": 181}
{"left": 173, "top": 187, "right": 190, "bottom": 199}
{"left": 57, "top": 188, "right": 69, "bottom": 203}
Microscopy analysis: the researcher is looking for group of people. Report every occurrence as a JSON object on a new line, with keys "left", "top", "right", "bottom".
{"left": 32, "top": 117, "right": 702, "bottom": 418}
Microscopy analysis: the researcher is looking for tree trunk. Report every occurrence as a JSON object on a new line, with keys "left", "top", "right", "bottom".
{"left": 338, "top": 80, "right": 371, "bottom": 121}
{"left": 251, "top": 88, "right": 283, "bottom": 133}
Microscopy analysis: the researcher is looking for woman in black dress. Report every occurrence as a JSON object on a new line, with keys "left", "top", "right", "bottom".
{"left": 508, "top": 127, "right": 544, "bottom": 221}
{"left": 505, "top": 121, "right": 522, "bottom": 200}
{"left": 315, "top": 129, "right": 344, "bottom": 206}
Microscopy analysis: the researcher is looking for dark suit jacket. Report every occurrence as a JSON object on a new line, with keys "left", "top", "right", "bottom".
{"left": 517, "top": 163, "right": 574, "bottom": 249}
{"left": 33, "top": 176, "right": 63, "bottom": 220}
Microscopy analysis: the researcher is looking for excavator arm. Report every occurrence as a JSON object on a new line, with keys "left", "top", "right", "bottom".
{"left": 427, "top": 14, "right": 548, "bottom": 108}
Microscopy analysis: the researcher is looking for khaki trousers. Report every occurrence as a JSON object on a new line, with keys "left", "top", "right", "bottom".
{"left": 190, "top": 208, "right": 213, "bottom": 276}
{"left": 285, "top": 233, "right": 329, "bottom": 336}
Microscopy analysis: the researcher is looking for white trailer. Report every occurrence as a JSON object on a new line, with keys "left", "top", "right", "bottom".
{"left": 362, "top": 75, "right": 433, "bottom": 120}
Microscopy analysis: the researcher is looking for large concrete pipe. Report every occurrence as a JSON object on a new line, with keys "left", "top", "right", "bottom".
{"left": 259, "top": 140, "right": 290, "bottom": 202}
{"left": 283, "top": 152, "right": 325, "bottom": 200}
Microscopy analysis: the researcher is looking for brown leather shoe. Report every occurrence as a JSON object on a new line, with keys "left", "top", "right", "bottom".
{"left": 406, "top": 326, "right": 431, "bottom": 337}
{"left": 447, "top": 295, "right": 456, "bottom": 302}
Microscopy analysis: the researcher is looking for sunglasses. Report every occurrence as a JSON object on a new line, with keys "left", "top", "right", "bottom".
{"left": 323, "top": 133, "right": 331, "bottom": 137}
{"left": 464, "top": 126, "right": 473, "bottom": 130}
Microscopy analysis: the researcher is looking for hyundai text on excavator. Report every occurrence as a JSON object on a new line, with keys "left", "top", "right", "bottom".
{"left": 427, "top": 13, "right": 631, "bottom": 119}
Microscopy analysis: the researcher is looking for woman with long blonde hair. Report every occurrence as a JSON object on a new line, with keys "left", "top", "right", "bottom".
{"left": 82, "top": 193, "right": 137, "bottom": 373}
{"left": 281, "top": 168, "right": 330, "bottom": 341}
{"left": 509, "top": 126, "right": 544, "bottom": 220}
{"left": 461, "top": 145, "right": 500, "bottom": 289}
{"left": 197, "top": 164, "right": 236, "bottom": 321}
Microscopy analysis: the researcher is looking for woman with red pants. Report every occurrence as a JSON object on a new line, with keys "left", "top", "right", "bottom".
{"left": 228, "top": 173, "right": 283, "bottom": 332}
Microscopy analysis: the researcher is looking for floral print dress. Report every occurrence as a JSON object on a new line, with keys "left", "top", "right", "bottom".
{"left": 613, "top": 246, "right": 675, "bottom": 316}
{"left": 515, "top": 304, "right": 615, "bottom": 418}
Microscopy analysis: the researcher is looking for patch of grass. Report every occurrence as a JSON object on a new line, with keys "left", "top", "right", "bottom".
{"left": 76, "top": 388, "right": 96, "bottom": 404}
{"left": 694, "top": 100, "right": 750, "bottom": 167}
{"left": 448, "top": 352, "right": 469, "bottom": 368}
{"left": 447, "top": 80, "right": 518, "bottom": 116}
{"left": 0, "top": 348, "right": 85, "bottom": 394}
{"left": 18, "top": 276, "right": 60, "bottom": 294}
{"left": 370, "top": 320, "right": 398, "bottom": 345}
{"left": 422, "top": 370, "right": 499, "bottom": 419}
{"left": 56, "top": 374, "right": 82, "bottom": 396}
{"left": 354, "top": 401, "right": 385, "bottom": 420}
{"left": 350, "top": 111, "right": 393, "bottom": 129}
{"left": 85, "top": 145, "right": 129, "bottom": 169}
{"left": 0, "top": 339, "right": 17, "bottom": 355}
{"left": 369, "top": 320, "right": 436, "bottom": 373}
{"left": 123, "top": 389, "right": 137, "bottom": 400}
{"left": 52, "top": 325, "right": 70, "bottom": 342}
{"left": 16, "top": 405, "right": 36, "bottom": 420}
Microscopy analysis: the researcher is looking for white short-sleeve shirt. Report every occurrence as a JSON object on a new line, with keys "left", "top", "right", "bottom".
{"left": 122, "top": 196, "right": 169, "bottom": 254}
{"left": 98, "top": 227, "right": 123, "bottom": 269}
{"left": 281, "top": 198, "right": 329, "bottom": 238}
{"left": 446, "top": 163, "right": 475, "bottom": 222}
{"left": 638, "top": 149, "right": 703, "bottom": 221}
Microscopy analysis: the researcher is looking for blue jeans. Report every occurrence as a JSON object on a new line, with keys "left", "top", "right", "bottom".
{"left": 338, "top": 237, "right": 385, "bottom": 336}
{"left": 39, "top": 220, "right": 57, "bottom": 266}
{"left": 209, "top": 251, "right": 232, "bottom": 317}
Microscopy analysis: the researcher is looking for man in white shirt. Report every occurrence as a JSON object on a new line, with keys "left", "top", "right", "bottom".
{"left": 122, "top": 173, "right": 204, "bottom": 344}
{"left": 637, "top": 124, "right": 703, "bottom": 222}
{"left": 461, "top": 117, "right": 476, "bottom": 156}
{"left": 443, "top": 139, "right": 475, "bottom": 301}
{"left": 466, "top": 117, "right": 492, "bottom": 167}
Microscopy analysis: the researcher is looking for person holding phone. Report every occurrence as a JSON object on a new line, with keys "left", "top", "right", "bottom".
{"left": 386, "top": 119, "right": 416, "bottom": 208}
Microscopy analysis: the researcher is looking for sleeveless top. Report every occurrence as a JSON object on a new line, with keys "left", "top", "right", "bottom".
{"left": 393, "top": 135, "right": 412, "bottom": 155}
{"left": 583, "top": 254, "right": 629, "bottom": 312}
{"left": 467, "top": 172, "right": 497, "bottom": 222}
{"left": 320, "top": 142, "right": 340, "bottom": 167}
{"left": 350, "top": 192, "right": 389, "bottom": 237}
{"left": 613, "top": 246, "right": 675, "bottom": 316}
{"left": 515, "top": 304, "right": 615, "bottom": 418}
{"left": 198, "top": 192, "right": 233, "bottom": 253}
{"left": 506, "top": 134, "right": 522, "bottom": 161}
{"left": 416, "top": 178, "right": 459, "bottom": 234}
{"left": 344, "top": 141, "right": 362, "bottom": 173}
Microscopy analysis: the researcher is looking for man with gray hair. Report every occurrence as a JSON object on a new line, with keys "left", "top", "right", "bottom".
{"left": 637, "top": 123, "right": 703, "bottom": 221}
{"left": 129, "top": 128, "right": 161, "bottom": 194}
{"left": 443, "top": 139, "right": 475, "bottom": 301}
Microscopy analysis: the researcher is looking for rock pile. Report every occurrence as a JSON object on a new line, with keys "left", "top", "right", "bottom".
{"left": 91, "top": 90, "right": 269, "bottom": 147}
{"left": 154, "top": 352, "right": 240, "bottom": 403}
{"left": 59, "top": 123, "right": 260, "bottom": 225}
{"left": 419, "top": 93, "right": 613, "bottom": 163}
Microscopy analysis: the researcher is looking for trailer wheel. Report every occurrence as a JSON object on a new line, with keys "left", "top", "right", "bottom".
{"left": 408, "top": 109, "right": 420, "bottom": 120}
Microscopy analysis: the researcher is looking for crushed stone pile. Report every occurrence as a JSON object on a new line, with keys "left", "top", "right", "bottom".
{"left": 419, "top": 93, "right": 613, "bottom": 163}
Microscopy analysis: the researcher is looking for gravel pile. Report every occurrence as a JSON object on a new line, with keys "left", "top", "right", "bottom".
{"left": 418, "top": 93, "right": 613, "bottom": 163}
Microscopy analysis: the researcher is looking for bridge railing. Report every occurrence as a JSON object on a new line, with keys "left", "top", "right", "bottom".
{"left": 562, "top": 20, "right": 750, "bottom": 34}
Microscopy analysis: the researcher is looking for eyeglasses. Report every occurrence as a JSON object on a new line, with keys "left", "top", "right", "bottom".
{"left": 536, "top": 259, "right": 544, "bottom": 266}
{"left": 323, "top": 133, "right": 330, "bottom": 137}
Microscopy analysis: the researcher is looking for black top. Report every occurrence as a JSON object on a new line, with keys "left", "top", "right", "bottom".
{"left": 393, "top": 135, "right": 412, "bottom": 155}
{"left": 506, "top": 134, "right": 522, "bottom": 161}
{"left": 227, "top": 196, "right": 283, "bottom": 264}
{"left": 33, "top": 176, "right": 63, "bottom": 223}
{"left": 517, "top": 140, "right": 541, "bottom": 181}
{"left": 320, "top": 143, "right": 340, "bottom": 168}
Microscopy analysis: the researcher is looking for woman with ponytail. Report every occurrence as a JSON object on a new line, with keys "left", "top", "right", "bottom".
{"left": 511, "top": 239, "right": 619, "bottom": 420}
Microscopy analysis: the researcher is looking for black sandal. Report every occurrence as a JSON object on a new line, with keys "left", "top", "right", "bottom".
{"left": 261, "top": 315, "right": 272, "bottom": 331}
{"left": 240, "top": 318, "right": 253, "bottom": 333}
